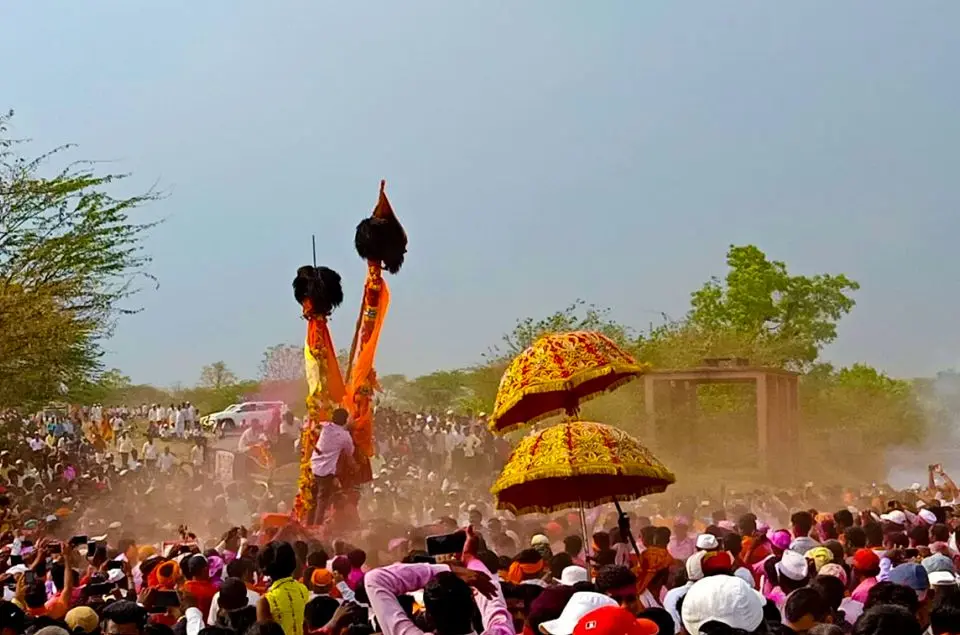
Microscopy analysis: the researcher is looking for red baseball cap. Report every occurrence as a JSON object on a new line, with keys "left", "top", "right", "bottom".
{"left": 853, "top": 548, "right": 880, "bottom": 572}
{"left": 573, "top": 606, "right": 660, "bottom": 635}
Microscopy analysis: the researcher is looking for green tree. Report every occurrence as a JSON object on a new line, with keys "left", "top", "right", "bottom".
{"left": 491, "top": 300, "right": 634, "bottom": 363}
{"left": 802, "top": 363, "right": 925, "bottom": 447}
{"left": 0, "top": 111, "right": 159, "bottom": 407}
{"left": 688, "top": 245, "right": 859, "bottom": 369}
{"left": 199, "top": 361, "right": 237, "bottom": 389}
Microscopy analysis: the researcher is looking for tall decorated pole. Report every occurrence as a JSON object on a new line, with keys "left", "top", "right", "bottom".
{"left": 291, "top": 265, "right": 346, "bottom": 523}
{"left": 344, "top": 180, "right": 408, "bottom": 485}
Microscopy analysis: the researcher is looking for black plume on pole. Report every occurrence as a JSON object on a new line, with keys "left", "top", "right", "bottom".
{"left": 293, "top": 265, "right": 343, "bottom": 316}
{"left": 355, "top": 180, "right": 407, "bottom": 274}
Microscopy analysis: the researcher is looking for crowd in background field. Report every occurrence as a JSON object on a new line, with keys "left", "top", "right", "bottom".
{"left": 3, "top": 405, "right": 960, "bottom": 634}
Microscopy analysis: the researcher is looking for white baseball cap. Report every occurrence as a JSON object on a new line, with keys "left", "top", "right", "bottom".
{"left": 930, "top": 571, "right": 960, "bottom": 586}
{"left": 560, "top": 565, "right": 589, "bottom": 586}
{"left": 696, "top": 534, "right": 719, "bottom": 550}
{"left": 539, "top": 592, "right": 618, "bottom": 634}
{"left": 776, "top": 550, "right": 809, "bottom": 582}
{"left": 881, "top": 510, "right": 907, "bottom": 526}
{"left": 682, "top": 575, "right": 765, "bottom": 635}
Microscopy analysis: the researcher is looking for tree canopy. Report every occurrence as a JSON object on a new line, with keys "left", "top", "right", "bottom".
{"left": 688, "top": 245, "right": 859, "bottom": 369}
{"left": 0, "top": 111, "right": 158, "bottom": 407}
{"left": 199, "top": 361, "right": 237, "bottom": 390}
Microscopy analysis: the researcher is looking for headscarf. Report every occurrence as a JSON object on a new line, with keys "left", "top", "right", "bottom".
{"left": 154, "top": 560, "right": 181, "bottom": 589}
{"left": 805, "top": 546, "right": 834, "bottom": 573}
{"left": 208, "top": 556, "right": 225, "bottom": 585}
{"left": 633, "top": 546, "right": 674, "bottom": 594}
{"left": 769, "top": 530, "right": 792, "bottom": 553}
{"left": 819, "top": 563, "right": 848, "bottom": 586}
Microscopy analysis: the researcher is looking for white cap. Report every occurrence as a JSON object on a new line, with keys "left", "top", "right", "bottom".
{"left": 5, "top": 565, "right": 27, "bottom": 575}
{"left": 930, "top": 571, "right": 960, "bottom": 586}
{"left": 776, "top": 550, "right": 809, "bottom": 582}
{"left": 919, "top": 509, "right": 938, "bottom": 525}
{"left": 881, "top": 510, "right": 907, "bottom": 526}
{"left": 560, "top": 565, "right": 589, "bottom": 586}
{"left": 686, "top": 551, "right": 707, "bottom": 582}
{"left": 531, "top": 534, "right": 550, "bottom": 546}
{"left": 682, "top": 575, "right": 765, "bottom": 635}
{"left": 539, "top": 592, "right": 618, "bottom": 634}
{"left": 696, "top": 534, "right": 719, "bottom": 550}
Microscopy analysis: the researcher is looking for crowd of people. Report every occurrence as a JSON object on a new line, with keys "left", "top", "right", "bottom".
{"left": 4, "top": 405, "right": 960, "bottom": 634}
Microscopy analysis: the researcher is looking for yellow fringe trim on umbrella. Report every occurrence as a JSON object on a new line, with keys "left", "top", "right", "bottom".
{"left": 488, "top": 361, "right": 650, "bottom": 436}
{"left": 495, "top": 490, "right": 671, "bottom": 516}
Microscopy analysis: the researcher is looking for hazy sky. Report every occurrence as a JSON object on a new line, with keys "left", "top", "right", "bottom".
{"left": 3, "top": 2, "right": 959, "bottom": 387}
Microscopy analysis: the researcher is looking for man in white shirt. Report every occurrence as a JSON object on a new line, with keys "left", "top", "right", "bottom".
{"left": 461, "top": 427, "right": 482, "bottom": 473}
{"left": 142, "top": 437, "right": 158, "bottom": 472}
{"left": 310, "top": 408, "right": 355, "bottom": 526}
{"left": 159, "top": 446, "right": 177, "bottom": 473}
{"left": 110, "top": 415, "right": 124, "bottom": 439}
{"left": 190, "top": 438, "right": 205, "bottom": 475}
{"left": 174, "top": 407, "right": 186, "bottom": 438}
{"left": 117, "top": 433, "right": 134, "bottom": 465}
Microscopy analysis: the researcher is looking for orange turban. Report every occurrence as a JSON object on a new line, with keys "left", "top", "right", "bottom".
{"left": 506, "top": 560, "right": 545, "bottom": 584}
{"left": 311, "top": 568, "right": 333, "bottom": 588}
{"left": 154, "top": 560, "right": 181, "bottom": 589}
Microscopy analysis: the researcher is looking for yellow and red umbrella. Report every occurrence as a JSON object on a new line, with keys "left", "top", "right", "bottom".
{"left": 488, "top": 331, "right": 649, "bottom": 435}
{"left": 491, "top": 420, "right": 675, "bottom": 515}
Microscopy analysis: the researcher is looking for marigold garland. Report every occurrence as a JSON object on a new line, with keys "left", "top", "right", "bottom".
{"left": 292, "top": 315, "right": 342, "bottom": 523}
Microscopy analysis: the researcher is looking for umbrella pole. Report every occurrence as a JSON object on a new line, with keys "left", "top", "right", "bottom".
{"left": 614, "top": 500, "right": 643, "bottom": 560}
{"left": 578, "top": 501, "right": 590, "bottom": 562}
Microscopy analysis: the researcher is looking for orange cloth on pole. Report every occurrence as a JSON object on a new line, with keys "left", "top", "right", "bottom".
{"left": 344, "top": 270, "right": 389, "bottom": 459}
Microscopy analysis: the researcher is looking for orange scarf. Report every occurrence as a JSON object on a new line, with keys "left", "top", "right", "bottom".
{"left": 633, "top": 547, "right": 674, "bottom": 594}
{"left": 507, "top": 560, "right": 545, "bottom": 584}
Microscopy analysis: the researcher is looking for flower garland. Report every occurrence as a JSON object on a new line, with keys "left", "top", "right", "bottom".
{"left": 292, "top": 314, "right": 341, "bottom": 523}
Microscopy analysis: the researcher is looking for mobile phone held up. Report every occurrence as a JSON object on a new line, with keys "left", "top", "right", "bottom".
{"left": 425, "top": 530, "right": 467, "bottom": 558}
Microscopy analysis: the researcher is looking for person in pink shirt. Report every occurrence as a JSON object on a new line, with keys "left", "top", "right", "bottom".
{"left": 346, "top": 549, "right": 366, "bottom": 590}
{"left": 365, "top": 526, "right": 513, "bottom": 635}
{"left": 667, "top": 517, "right": 696, "bottom": 562}
{"left": 754, "top": 529, "right": 791, "bottom": 594}
{"left": 850, "top": 548, "right": 881, "bottom": 603}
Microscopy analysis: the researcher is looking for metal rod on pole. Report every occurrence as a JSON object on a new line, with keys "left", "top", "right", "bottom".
{"left": 312, "top": 235, "right": 317, "bottom": 268}
{"left": 615, "top": 500, "right": 643, "bottom": 560}
{"left": 579, "top": 501, "right": 591, "bottom": 561}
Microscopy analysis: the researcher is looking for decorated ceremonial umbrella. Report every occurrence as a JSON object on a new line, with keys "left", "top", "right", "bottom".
{"left": 491, "top": 420, "right": 675, "bottom": 556}
{"left": 488, "top": 331, "right": 649, "bottom": 435}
